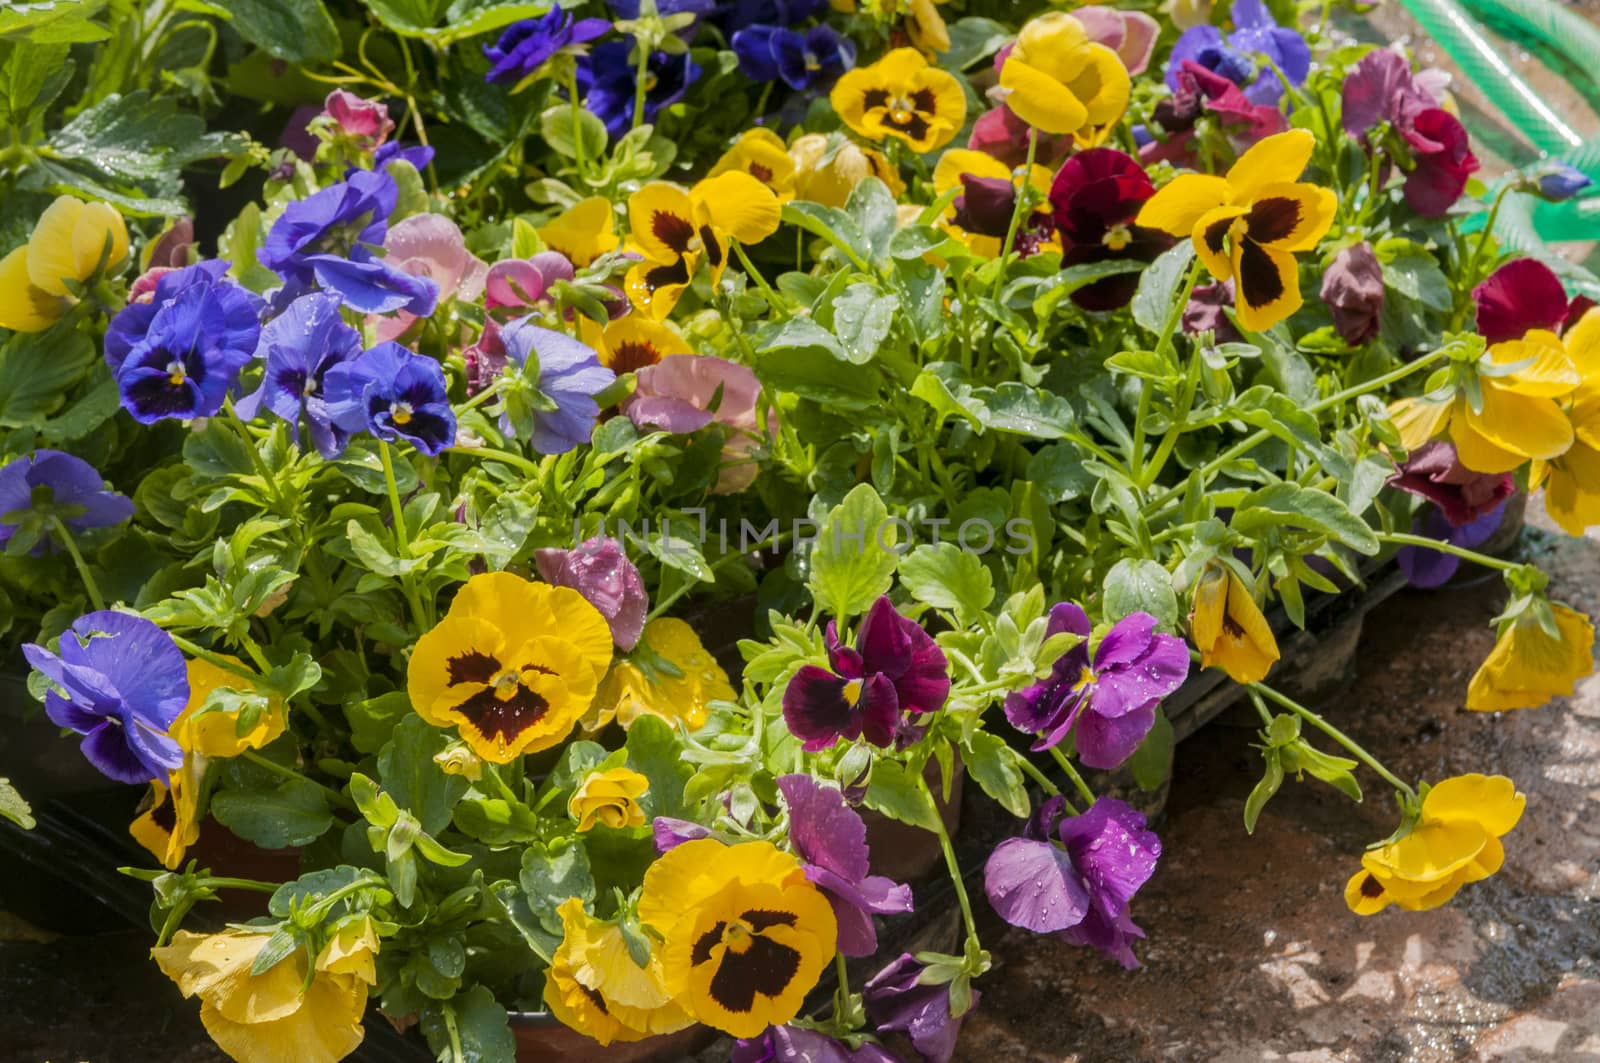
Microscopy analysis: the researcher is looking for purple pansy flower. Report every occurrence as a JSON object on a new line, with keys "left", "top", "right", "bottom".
{"left": 782, "top": 596, "right": 950, "bottom": 752}
{"left": 651, "top": 816, "right": 714, "bottom": 852}
{"left": 732, "top": 1025, "right": 898, "bottom": 1063}
{"left": 732, "top": 24, "right": 855, "bottom": 90}
{"left": 372, "top": 141, "right": 435, "bottom": 174}
{"left": 1397, "top": 502, "right": 1506, "bottom": 589}
{"left": 104, "top": 261, "right": 264, "bottom": 424}
{"left": 324, "top": 342, "right": 456, "bottom": 456}
{"left": 235, "top": 293, "right": 364, "bottom": 458}
{"left": 535, "top": 537, "right": 649, "bottom": 650}
{"left": 1388, "top": 441, "right": 1515, "bottom": 528}
{"left": 579, "top": 42, "right": 701, "bottom": 137}
{"left": 777, "top": 774, "right": 913, "bottom": 957}
{"left": 498, "top": 316, "right": 615, "bottom": 454}
{"left": 0, "top": 450, "right": 133, "bottom": 557}
{"left": 484, "top": 251, "right": 575, "bottom": 312}
{"left": 1535, "top": 163, "right": 1591, "bottom": 202}
{"left": 1166, "top": 0, "right": 1308, "bottom": 106}
{"left": 1340, "top": 48, "right": 1478, "bottom": 217}
{"left": 483, "top": 8, "right": 610, "bottom": 85}
{"left": 1003, "top": 604, "right": 1188, "bottom": 769}
{"left": 260, "top": 169, "right": 437, "bottom": 316}
{"left": 863, "top": 953, "right": 977, "bottom": 1063}
{"left": 23, "top": 611, "right": 188, "bottom": 784}
{"left": 984, "top": 796, "right": 1160, "bottom": 969}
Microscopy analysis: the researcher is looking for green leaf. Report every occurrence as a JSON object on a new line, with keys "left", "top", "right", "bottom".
{"left": 38, "top": 377, "right": 118, "bottom": 443}
{"left": 346, "top": 691, "right": 410, "bottom": 755}
{"left": 218, "top": 202, "right": 281, "bottom": 293}
{"left": 421, "top": 985, "right": 516, "bottom": 1063}
{"left": 539, "top": 103, "right": 609, "bottom": 160}
{"left": 1101, "top": 558, "right": 1179, "bottom": 632}
{"left": 845, "top": 177, "right": 897, "bottom": 264}
{"left": 0, "top": 41, "right": 72, "bottom": 128}
{"left": 828, "top": 285, "right": 898, "bottom": 364}
{"left": 1127, "top": 707, "right": 1174, "bottom": 792}
{"left": 782, "top": 200, "right": 869, "bottom": 267}
{"left": 0, "top": 325, "right": 95, "bottom": 428}
{"left": 378, "top": 716, "right": 469, "bottom": 835}
{"left": 862, "top": 759, "right": 940, "bottom": 833}
{"left": 519, "top": 838, "right": 594, "bottom": 934}
{"left": 1377, "top": 240, "right": 1451, "bottom": 313}
{"left": 438, "top": 1, "right": 550, "bottom": 44}
{"left": 938, "top": 16, "right": 1011, "bottom": 71}
{"left": 1243, "top": 751, "right": 1283, "bottom": 835}
{"left": 362, "top": 0, "right": 447, "bottom": 34}
{"left": 0, "top": 777, "right": 34, "bottom": 830}
{"left": 899, "top": 542, "right": 994, "bottom": 627}
{"left": 757, "top": 346, "right": 880, "bottom": 408}
{"left": 0, "top": 1, "right": 108, "bottom": 44}
{"left": 1232, "top": 482, "right": 1381, "bottom": 555}
{"left": 624, "top": 715, "right": 690, "bottom": 820}
{"left": 1025, "top": 442, "right": 1095, "bottom": 504}
{"left": 269, "top": 866, "right": 366, "bottom": 917}
{"left": 758, "top": 315, "right": 850, "bottom": 362}
{"left": 346, "top": 520, "right": 425, "bottom": 577}
{"left": 211, "top": 775, "right": 333, "bottom": 848}
{"left": 809, "top": 483, "right": 898, "bottom": 622}
{"left": 960, "top": 733, "right": 1029, "bottom": 819}
{"left": 224, "top": 0, "right": 339, "bottom": 63}
{"left": 973, "top": 383, "right": 1075, "bottom": 439}
{"left": 1132, "top": 242, "right": 1194, "bottom": 336}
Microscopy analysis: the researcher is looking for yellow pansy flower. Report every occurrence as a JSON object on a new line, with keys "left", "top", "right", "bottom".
{"left": 129, "top": 755, "right": 203, "bottom": 871}
{"left": 152, "top": 928, "right": 372, "bottom": 1063}
{"left": 789, "top": 133, "right": 905, "bottom": 208}
{"left": 579, "top": 313, "right": 693, "bottom": 376}
{"left": 543, "top": 898, "right": 694, "bottom": 1046}
{"left": 931, "top": 147, "right": 1057, "bottom": 258}
{"left": 1189, "top": 564, "right": 1280, "bottom": 684}
{"left": 568, "top": 767, "right": 650, "bottom": 831}
{"left": 1530, "top": 308, "right": 1600, "bottom": 531}
{"left": 538, "top": 197, "right": 620, "bottom": 268}
{"left": 640, "top": 838, "right": 837, "bottom": 1038}
{"left": 623, "top": 172, "right": 782, "bottom": 320}
{"left": 830, "top": 47, "right": 966, "bottom": 153}
{"left": 316, "top": 916, "right": 381, "bottom": 985}
{"left": 407, "top": 572, "right": 613, "bottom": 762}
{"left": 171, "top": 657, "right": 287, "bottom": 759}
{"left": 999, "top": 12, "right": 1130, "bottom": 141}
{"left": 1466, "top": 602, "right": 1595, "bottom": 712}
{"left": 1137, "top": 129, "right": 1336, "bottom": 332}
{"left": 1391, "top": 329, "right": 1580, "bottom": 475}
{"left": 1345, "top": 774, "right": 1524, "bottom": 914}
{"left": 708, "top": 128, "right": 797, "bottom": 201}
{"left": 905, "top": 0, "right": 950, "bottom": 55}
{"left": 0, "top": 194, "right": 128, "bottom": 332}
{"left": 588, "top": 617, "right": 736, "bottom": 732}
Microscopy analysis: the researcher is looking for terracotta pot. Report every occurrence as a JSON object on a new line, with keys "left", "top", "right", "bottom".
{"left": 860, "top": 759, "right": 963, "bottom": 883}
{"left": 187, "top": 817, "right": 302, "bottom": 918}
{"left": 508, "top": 1012, "right": 715, "bottom": 1062}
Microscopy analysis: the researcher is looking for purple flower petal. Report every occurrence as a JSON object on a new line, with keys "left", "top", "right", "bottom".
{"left": 777, "top": 774, "right": 870, "bottom": 882}
{"left": 1074, "top": 702, "right": 1157, "bottom": 769}
{"left": 983, "top": 836, "right": 1090, "bottom": 933}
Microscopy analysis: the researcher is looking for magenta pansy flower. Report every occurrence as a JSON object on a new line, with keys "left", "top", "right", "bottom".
{"left": 1472, "top": 257, "right": 1572, "bottom": 344}
{"left": 323, "top": 89, "right": 394, "bottom": 147}
{"left": 535, "top": 536, "right": 648, "bottom": 651}
{"left": 484, "top": 251, "right": 575, "bottom": 312}
{"left": 862, "top": 952, "right": 977, "bottom": 1063}
{"left": 1389, "top": 441, "right": 1514, "bottom": 528}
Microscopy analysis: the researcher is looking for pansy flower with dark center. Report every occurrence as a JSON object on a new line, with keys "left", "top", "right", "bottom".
{"left": 984, "top": 795, "right": 1161, "bottom": 969}
{"left": 932, "top": 148, "right": 1056, "bottom": 259}
{"left": 1049, "top": 147, "right": 1173, "bottom": 311}
{"left": 579, "top": 41, "right": 702, "bottom": 138}
{"left": 831, "top": 47, "right": 966, "bottom": 153}
{"left": 407, "top": 572, "right": 613, "bottom": 762}
{"left": 1004, "top": 602, "right": 1188, "bottom": 768}
{"left": 482, "top": 8, "right": 610, "bottom": 86}
{"left": 582, "top": 314, "right": 692, "bottom": 379}
{"left": 707, "top": 129, "right": 797, "bottom": 201}
{"left": 782, "top": 595, "right": 950, "bottom": 752}
{"left": 324, "top": 341, "right": 456, "bottom": 456}
{"left": 732, "top": 23, "right": 855, "bottom": 91}
{"left": 1137, "top": 129, "right": 1335, "bottom": 332}
{"left": 641, "top": 838, "right": 837, "bottom": 1038}
{"left": 1166, "top": 0, "right": 1308, "bottom": 106}
{"left": 0, "top": 449, "right": 133, "bottom": 557}
{"left": 24, "top": 611, "right": 188, "bottom": 784}
{"left": 1340, "top": 48, "right": 1478, "bottom": 218}
{"left": 776, "top": 774, "right": 913, "bottom": 957}
{"left": 1189, "top": 562, "right": 1279, "bottom": 684}
{"left": 235, "top": 292, "right": 363, "bottom": 458}
{"left": 623, "top": 172, "right": 781, "bottom": 320}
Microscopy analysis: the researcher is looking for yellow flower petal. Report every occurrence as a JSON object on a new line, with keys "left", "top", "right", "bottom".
{"left": 1231, "top": 238, "right": 1302, "bottom": 333}
{"left": 1137, "top": 174, "right": 1232, "bottom": 237}
{"left": 0, "top": 246, "right": 66, "bottom": 332}
{"left": 1344, "top": 868, "right": 1392, "bottom": 915}
{"left": 626, "top": 183, "right": 698, "bottom": 264}
{"left": 693, "top": 170, "right": 782, "bottom": 247}
{"left": 1243, "top": 182, "right": 1336, "bottom": 253}
{"left": 73, "top": 200, "right": 129, "bottom": 278}
{"left": 1538, "top": 440, "right": 1600, "bottom": 535}
{"left": 1190, "top": 204, "right": 1248, "bottom": 281}
{"left": 26, "top": 196, "right": 89, "bottom": 295}
{"left": 1486, "top": 332, "right": 1580, "bottom": 398}
{"left": 1000, "top": 56, "right": 1090, "bottom": 135}
{"left": 1223, "top": 129, "right": 1315, "bottom": 204}
{"left": 1466, "top": 605, "right": 1595, "bottom": 711}
{"left": 932, "top": 148, "right": 1011, "bottom": 195}
{"left": 1422, "top": 774, "right": 1524, "bottom": 835}
{"left": 1461, "top": 383, "right": 1574, "bottom": 465}
{"left": 539, "top": 197, "right": 619, "bottom": 268}
{"left": 172, "top": 656, "right": 286, "bottom": 759}
{"left": 1389, "top": 396, "right": 1453, "bottom": 452}
{"left": 1068, "top": 44, "right": 1132, "bottom": 127}
{"left": 707, "top": 129, "right": 797, "bottom": 200}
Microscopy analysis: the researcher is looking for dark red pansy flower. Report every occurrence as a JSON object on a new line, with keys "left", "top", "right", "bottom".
{"left": 1388, "top": 440, "right": 1515, "bottom": 527}
{"left": 1183, "top": 280, "right": 1241, "bottom": 342}
{"left": 1400, "top": 108, "right": 1479, "bottom": 217}
{"left": 951, "top": 174, "right": 1055, "bottom": 258}
{"left": 781, "top": 596, "right": 949, "bottom": 752}
{"left": 1472, "top": 257, "right": 1570, "bottom": 344}
{"left": 1320, "top": 241, "right": 1385, "bottom": 345}
{"left": 1049, "top": 148, "right": 1174, "bottom": 311}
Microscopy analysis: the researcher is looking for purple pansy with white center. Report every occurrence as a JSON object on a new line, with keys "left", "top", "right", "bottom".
{"left": 862, "top": 952, "right": 978, "bottom": 1063}
{"left": 23, "top": 611, "right": 189, "bottom": 784}
{"left": 235, "top": 292, "right": 364, "bottom": 458}
{"left": 535, "top": 536, "right": 649, "bottom": 651}
{"left": 776, "top": 774, "right": 913, "bottom": 957}
{"left": 324, "top": 341, "right": 456, "bottom": 456}
{"left": 1003, "top": 603, "right": 1189, "bottom": 768}
{"left": 496, "top": 315, "right": 615, "bottom": 454}
{"left": 0, "top": 450, "right": 133, "bottom": 557}
{"left": 984, "top": 795, "right": 1161, "bottom": 969}
{"left": 1165, "top": 0, "right": 1309, "bottom": 106}
{"left": 260, "top": 168, "right": 437, "bottom": 316}
{"left": 782, "top": 595, "right": 950, "bottom": 751}
{"left": 482, "top": 8, "right": 610, "bottom": 86}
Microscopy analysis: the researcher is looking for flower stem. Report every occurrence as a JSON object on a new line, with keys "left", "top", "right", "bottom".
{"left": 1012, "top": 749, "right": 1064, "bottom": 800}
{"left": 989, "top": 132, "right": 1039, "bottom": 305}
{"left": 378, "top": 441, "right": 430, "bottom": 632}
{"left": 48, "top": 516, "right": 106, "bottom": 610}
{"left": 455, "top": 445, "right": 541, "bottom": 476}
{"left": 167, "top": 633, "right": 261, "bottom": 681}
{"left": 1377, "top": 532, "right": 1521, "bottom": 572}
{"left": 566, "top": 65, "right": 588, "bottom": 180}
{"left": 1248, "top": 681, "right": 1416, "bottom": 802}
{"left": 918, "top": 772, "right": 979, "bottom": 948}
{"left": 631, "top": 44, "right": 650, "bottom": 133}
{"left": 1045, "top": 745, "right": 1097, "bottom": 806}
{"left": 1136, "top": 258, "right": 1205, "bottom": 488}
{"left": 731, "top": 240, "right": 787, "bottom": 317}
{"left": 241, "top": 749, "right": 358, "bottom": 812}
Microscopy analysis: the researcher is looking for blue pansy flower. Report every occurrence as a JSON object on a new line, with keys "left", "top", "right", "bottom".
{"left": 373, "top": 141, "right": 436, "bottom": 174}
{"left": 498, "top": 315, "right": 615, "bottom": 455}
{"left": 0, "top": 450, "right": 133, "bottom": 557}
{"left": 579, "top": 42, "right": 702, "bottom": 137}
{"left": 714, "top": 0, "right": 828, "bottom": 31}
{"left": 732, "top": 23, "right": 855, "bottom": 90}
{"left": 104, "top": 261, "right": 263, "bottom": 424}
{"left": 235, "top": 292, "right": 364, "bottom": 458}
{"left": 324, "top": 341, "right": 456, "bottom": 456}
{"left": 23, "top": 611, "right": 188, "bottom": 784}
{"left": 260, "top": 169, "right": 438, "bottom": 316}
{"left": 1166, "top": 0, "right": 1308, "bottom": 106}
{"left": 483, "top": 8, "right": 610, "bottom": 84}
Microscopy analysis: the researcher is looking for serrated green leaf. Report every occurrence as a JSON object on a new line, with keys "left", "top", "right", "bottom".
{"left": 960, "top": 733, "right": 1029, "bottom": 819}
{"left": 224, "top": 0, "right": 339, "bottom": 62}
{"left": 899, "top": 542, "right": 994, "bottom": 627}
{"left": 862, "top": 758, "right": 941, "bottom": 833}
{"left": 809, "top": 483, "right": 898, "bottom": 622}
{"left": 1101, "top": 558, "right": 1179, "bottom": 632}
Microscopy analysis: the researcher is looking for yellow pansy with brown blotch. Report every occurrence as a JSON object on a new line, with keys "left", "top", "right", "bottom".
{"left": 543, "top": 898, "right": 693, "bottom": 1046}
{"left": 830, "top": 47, "right": 966, "bottom": 153}
{"left": 1189, "top": 563, "right": 1280, "bottom": 685}
{"left": 707, "top": 128, "right": 797, "bottom": 201}
{"left": 407, "top": 571, "right": 613, "bottom": 763}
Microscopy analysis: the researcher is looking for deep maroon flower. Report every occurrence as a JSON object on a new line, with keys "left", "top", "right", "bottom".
{"left": 862, "top": 953, "right": 976, "bottom": 1063}
{"left": 1003, "top": 604, "right": 1188, "bottom": 768}
{"left": 1340, "top": 49, "right": 1478, "bottom": 217}
{"left": 732, "top": 1025, "right": 898, "bottom": 1063}
{"left": 984, "top": 796, "right": 1160, "bottom": 969}
{"left": 950, "top": 174, "right": 1054, "bottom": 257}
{"left": 1320, "top": 241, "right": 1385, "bottom": 345}
{"left": 1182, "top": 280, "right": 1240, "bottom": 342}
{"left": 782, "top": 596, "right": 949, "bottom": 751}
{"left": 1397, "top": 501, "right": 1506, "bottom": 588}
{"left": 1049, "top": 148, "right": 1172, "bottom": 311}
{"left": 1472, "top": 257, "right": 1570, "bottom": 344}
{"left": 1389, "top": 441, "right": 1515, "bottom": 527}
{"left": 777, "top": 775, "right": 913, "bottom": 957}
{"left": 535, "top": 536, "right": 648, "bottom": 650}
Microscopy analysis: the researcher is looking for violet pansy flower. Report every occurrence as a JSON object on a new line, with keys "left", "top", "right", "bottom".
{"left": 1388, "top": 441, "right": 1515, "bottom": 528}
{"left": 782, "top": 596, "right": 949, "bottom": 752}
{"left": 777, "top": 774, "right": 913, "bottom": 957}
{"left": 535, "top": 536, "right": 649, "bottom": 651}
{"left": 498, "top": 315, "right": 614, "bottom": 454}
{"left": 732, "top": 1025, "right": 897, "bottom": 1063}
{"left": 1397, "top": 502, "right": 1506, "bottom": 589}
{"left": 1003, "top": 604, "right": 1188, "bottom": 769}
{"left": 0, "top": 450, "right": 133, "bottom": 557}
{"left": 1166, "top": 0, "right": 1308, "bottom": 106}
{"left": 235, "top": 292, "right": 363, "bottom": 458}
{"left": 579, "top": 42, "right": 701, "bottom": 137}
{"left": 23, "top": 611, "right": 188, "bottom": 784}
{"left": 732, "top": 24, "right": 855, "bottom": 91}
{"left": 483, "top": 8, "right": 610, "bottom": 86}
{"left": 324, "top": 341, "right": 456, "bottom": 456}
{"left": 862, "top": 952, "right": 977, "bottom": 1063}
{"left": 984, "top": 796, "right": 1161, "bottom": 969}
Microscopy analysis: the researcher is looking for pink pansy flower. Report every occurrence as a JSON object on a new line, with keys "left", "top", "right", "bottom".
{"left": 1071, "top": 7, "right": 1159, "bottom": 74}
{"left": 484, "top": 251, "right": 575, "bottom": 312}
{"left": 323, "top": 89, "right": 395, "bottom": 147}
{"left": 372, "top": 214, "right": 488, "bottom": 343}
{"left": 625, "top": 354, "right": 774, "bottom": 494}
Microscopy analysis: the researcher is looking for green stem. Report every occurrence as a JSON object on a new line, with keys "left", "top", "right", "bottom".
{"left": 631, "top": 44, "right": 650, "bottom": 133}
{"left": 241, "top": 750, "right": 358, "bottom": 812}
{"left": 1377, "top": 532, "right": 1520, "bottom": 572}
{"left": 457, "top": 445, "right": 541, "bottom": 476}
{"left": 566, "top": 65, "right": 588, "bottom": 180}
{"left": 201, "top": 875, "right": 279, "bottom": 893}
{"left": 1136, "top": 259, "right": 1205, "bottom": 487}
{"left": 989, "top": 132, "right": 1039, "bottom": 305}
{"left": 1012, "top": 750, "right": 1064, "bottom": 800}
{"left": 224, "top": 400, "right": 288, "bottom": 513}
{"left": 378, "top": 442, "right": 430, "bottom": 631}
{"left": 1046, "top": 745, "right": 1096, "bottom": 806}
{"left": 1249, "top": 681, "right": 1416, "bottom": 801}
{"left": 918, "top": 772, "right": 978, "bottom": 946}
{"left": 731, "top": 240, "right": 786, "bottom": 316}
{"left": 167, "top": 634, "right": 261, "bottom": 681}
{"left": 49, "top": 516, "right": 106, "bottom": 610}
{"left": 455, "top": 378, "right": 504, "bottom": 415}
